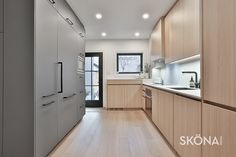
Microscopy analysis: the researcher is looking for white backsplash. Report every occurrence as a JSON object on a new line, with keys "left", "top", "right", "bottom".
{"left": 152, "top": 59, "right": 201, "bottom": 87}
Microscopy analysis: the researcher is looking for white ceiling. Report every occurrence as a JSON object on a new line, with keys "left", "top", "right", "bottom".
{"left": 66, "top": 0, "right": 176, "bottom": 39}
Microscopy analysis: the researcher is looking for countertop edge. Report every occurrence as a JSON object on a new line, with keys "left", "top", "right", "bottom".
{"left": 143, "top": 83, "right": 202, "bottom": 101}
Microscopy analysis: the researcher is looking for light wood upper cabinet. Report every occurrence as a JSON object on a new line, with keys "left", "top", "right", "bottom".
{"left": 150, "top": 18, "right": 165, "bottom": 60}
{"left": 203, "top": 0, "right": 236, "bottom": 108}
{"left": 202, "top": 103, "right": 236, "bottom": 157}
{"left": 174, "top": 95, "right": 201, "bottom": 157}
{"left": 152, "top": 88, "right": 174, "bottom": 146}
{"left": 183, "top": 0, "right": 200, "bottom": 57}
{"left": 165, "top": 0, "right": 184, "bottom": 63}
{"left": 165, "top": 0, "right": 200, "bottom": 63}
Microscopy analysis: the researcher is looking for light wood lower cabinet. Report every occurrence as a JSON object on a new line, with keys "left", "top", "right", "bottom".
{"left": 107, "top": 84, "right": 142, "bottom": 108}
{"left": 174, "top": 95, "right": 201, "bottom": 157}
{"left": 202, "top": 103, "right": 236, "bottom": 157}
{"left": 152, "top": 89, "right": 174, "bottom": 146}
{"left": 107, "top": 85, "right": 125, "bottom": 108}
{"left": 125, "top": 85, "right": 142, "bottom": 108}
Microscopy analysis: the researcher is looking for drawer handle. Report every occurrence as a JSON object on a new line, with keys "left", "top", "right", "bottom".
{"left": 63, "top": 93, "right": 76, "bottom": 100}
{"left": 49, "top": 0, "right": 55, "bottom": 4}
{"left": 65, "top": 18, "right": 73, "bottom": 25}
{"left": 42, "top": 101, "right": 55, "bottom": 107}
{"left": 42, "top": 93, "right": 56, "bottom": 98}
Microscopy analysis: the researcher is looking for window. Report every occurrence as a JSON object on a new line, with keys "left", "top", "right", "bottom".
{"left": 117, "top": 53, "right": 143, "bottom": 74}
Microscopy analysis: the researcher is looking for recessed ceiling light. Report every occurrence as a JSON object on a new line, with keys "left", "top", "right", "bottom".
{"left": 142, "top": 13, "right": 150, "bottom": 19}
{"left": 95, "top": 13, "right": 102, "bottom": 19}
{"left": 101, "top": 32, "right": 107, "bottom": 37}
{"left": 135, "top": 32, "right": 140, "bottom": 37}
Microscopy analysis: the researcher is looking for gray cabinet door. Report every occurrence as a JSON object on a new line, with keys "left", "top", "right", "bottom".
{"left": 0, "top": 0, "right": 3, "bottom": 32}
{"left": 58, "top": 17, "right": 79, "bottom": 139}
{"left": 35, "top": 0, "right": 59, "bottom": 156}
{"left": 0, "top": 33, "right": 3, "bottom": 157}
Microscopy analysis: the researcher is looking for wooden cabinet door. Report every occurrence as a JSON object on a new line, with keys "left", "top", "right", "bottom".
{"left": 203, "top": 0, "right": 236, "bottom": 108}
{"left": 202, "top": 104, "right": 236, "bottom": 157}
{"left": 152, "top": 89, "right": 174, "bottom": 145}
{"left": 107, "top": 85, "right": 125, "bottom": 108}
{"left": 165, "top": 1, "right": 184, "bottom": 63}
{"left": 125, "top": 85, "right": 142, "bottom": 108}
{"left": 35, "top": 0, "right": 59, "bottom": 156}
{"left": 158, "top": 90, "right": 174, "bottom": 146}
{"left": 183, "top": 0, "right": 200, "bottom": 58}
{"left": 150, "top": 18, "right": 165, "bottom": 60}
{"left": 174, "top": 95, "right": 201, "bottom": 157}
{"left": 152, "top": 88, "right": 159, "bottom": 127}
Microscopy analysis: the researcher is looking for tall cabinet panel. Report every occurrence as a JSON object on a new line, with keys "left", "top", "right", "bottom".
{"left": 0, "top": 33, "right": 3, "bottom": 157}
{"left": 203, "top": 0, "right": 236, "bottom": 108}
{"left": 58, "top": 17, "right": 79, "bottom": 139}
{"left": 3, "top": 0, "right": 34, "bottom": 156}
{"left": 0, "top": 0, "right": 3, "bottom": 32}
{"left": 35, "top": 0, "right": 59, "bottom": 156}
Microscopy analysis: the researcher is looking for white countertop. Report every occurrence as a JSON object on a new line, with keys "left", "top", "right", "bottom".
{"left": 143, "top": 82, "right": 201, "bottom": 100}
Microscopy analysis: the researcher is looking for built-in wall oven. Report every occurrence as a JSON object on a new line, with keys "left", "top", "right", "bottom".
{"left": 143, "top": 88, "right": 152, "bottom": 118}
{"left": 77, "top": 53, "right": 85, "bottom": 74}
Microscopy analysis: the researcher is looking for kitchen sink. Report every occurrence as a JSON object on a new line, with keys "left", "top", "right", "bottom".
{"left": 169, "top": 87, "right": 197, "bottom": 90}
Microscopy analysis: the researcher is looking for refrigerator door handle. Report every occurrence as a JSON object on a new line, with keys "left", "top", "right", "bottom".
{"left": 58, "top": 62, "right": 63, "bottom": 93}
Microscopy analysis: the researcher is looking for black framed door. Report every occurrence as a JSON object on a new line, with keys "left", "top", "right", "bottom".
{"left": 85, "top": 53, "right": 103, "bottom": 107}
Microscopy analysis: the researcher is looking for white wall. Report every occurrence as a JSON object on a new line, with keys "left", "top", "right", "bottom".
{"left": 85, "top": 39, "right": 150, "bottom": 107}
{"left": 152, "top": 58, "right": 201, "bottom": 87}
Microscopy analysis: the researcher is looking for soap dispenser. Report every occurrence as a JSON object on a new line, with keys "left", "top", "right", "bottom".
{"left": 189, "top": 76, "right": 195, "bottom": 88}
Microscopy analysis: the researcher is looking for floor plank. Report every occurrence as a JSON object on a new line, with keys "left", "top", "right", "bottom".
{"left": 48, "top": 109, "right": 176, "bottom": 157}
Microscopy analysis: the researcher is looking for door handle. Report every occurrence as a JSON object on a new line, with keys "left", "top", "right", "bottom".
{"left": 58, "top": 62, "right": 63, "bottom": 93}
{"left": 63, "top": 93, "right": 76, "bottom": 100}
{"left": 49, "top": 0, "right": 55, "bottom": 4}
{"left": 42, "top": 93, "right": 56, "bottom": 98}
{"left": 42, "top": 101, "right": 55, "bottom": 107}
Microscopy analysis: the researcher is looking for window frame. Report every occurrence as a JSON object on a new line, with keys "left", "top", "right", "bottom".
{"left": 116, "top": 53, "right": 143, "bottom": 74}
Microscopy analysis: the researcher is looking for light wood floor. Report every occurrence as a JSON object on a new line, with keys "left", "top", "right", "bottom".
{"left": 49, "top": 109, "right": 176, "bottom": 157}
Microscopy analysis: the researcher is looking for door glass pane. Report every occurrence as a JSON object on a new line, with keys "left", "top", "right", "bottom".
{"left": 85, "top": 86, "right": 92, "bottom": 100}
{"left": 92, "top": 72, "right": 99, "bottom": 86}
{"left": 85, "top": 72, "right": 91, "bottom": 85}
{"left": 85, "top": 57, "right": 91, "bottom": 71}
{"left": 92, "top": 86, "right": 99, "bottom": 100}
{"left": 92, "top": 57, "right": 99, "bottom": 71}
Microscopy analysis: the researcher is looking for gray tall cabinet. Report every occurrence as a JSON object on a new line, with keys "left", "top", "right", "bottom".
{"left": 0, "top": 0, "right": 3, "bottom": 156}
{"left": 2, "top": 0, "right": 86, "bottom": 157}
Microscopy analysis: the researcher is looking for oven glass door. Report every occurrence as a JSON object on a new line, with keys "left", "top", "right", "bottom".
{"left": 78, "top": 56, "right": 85, "bottom": 73}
